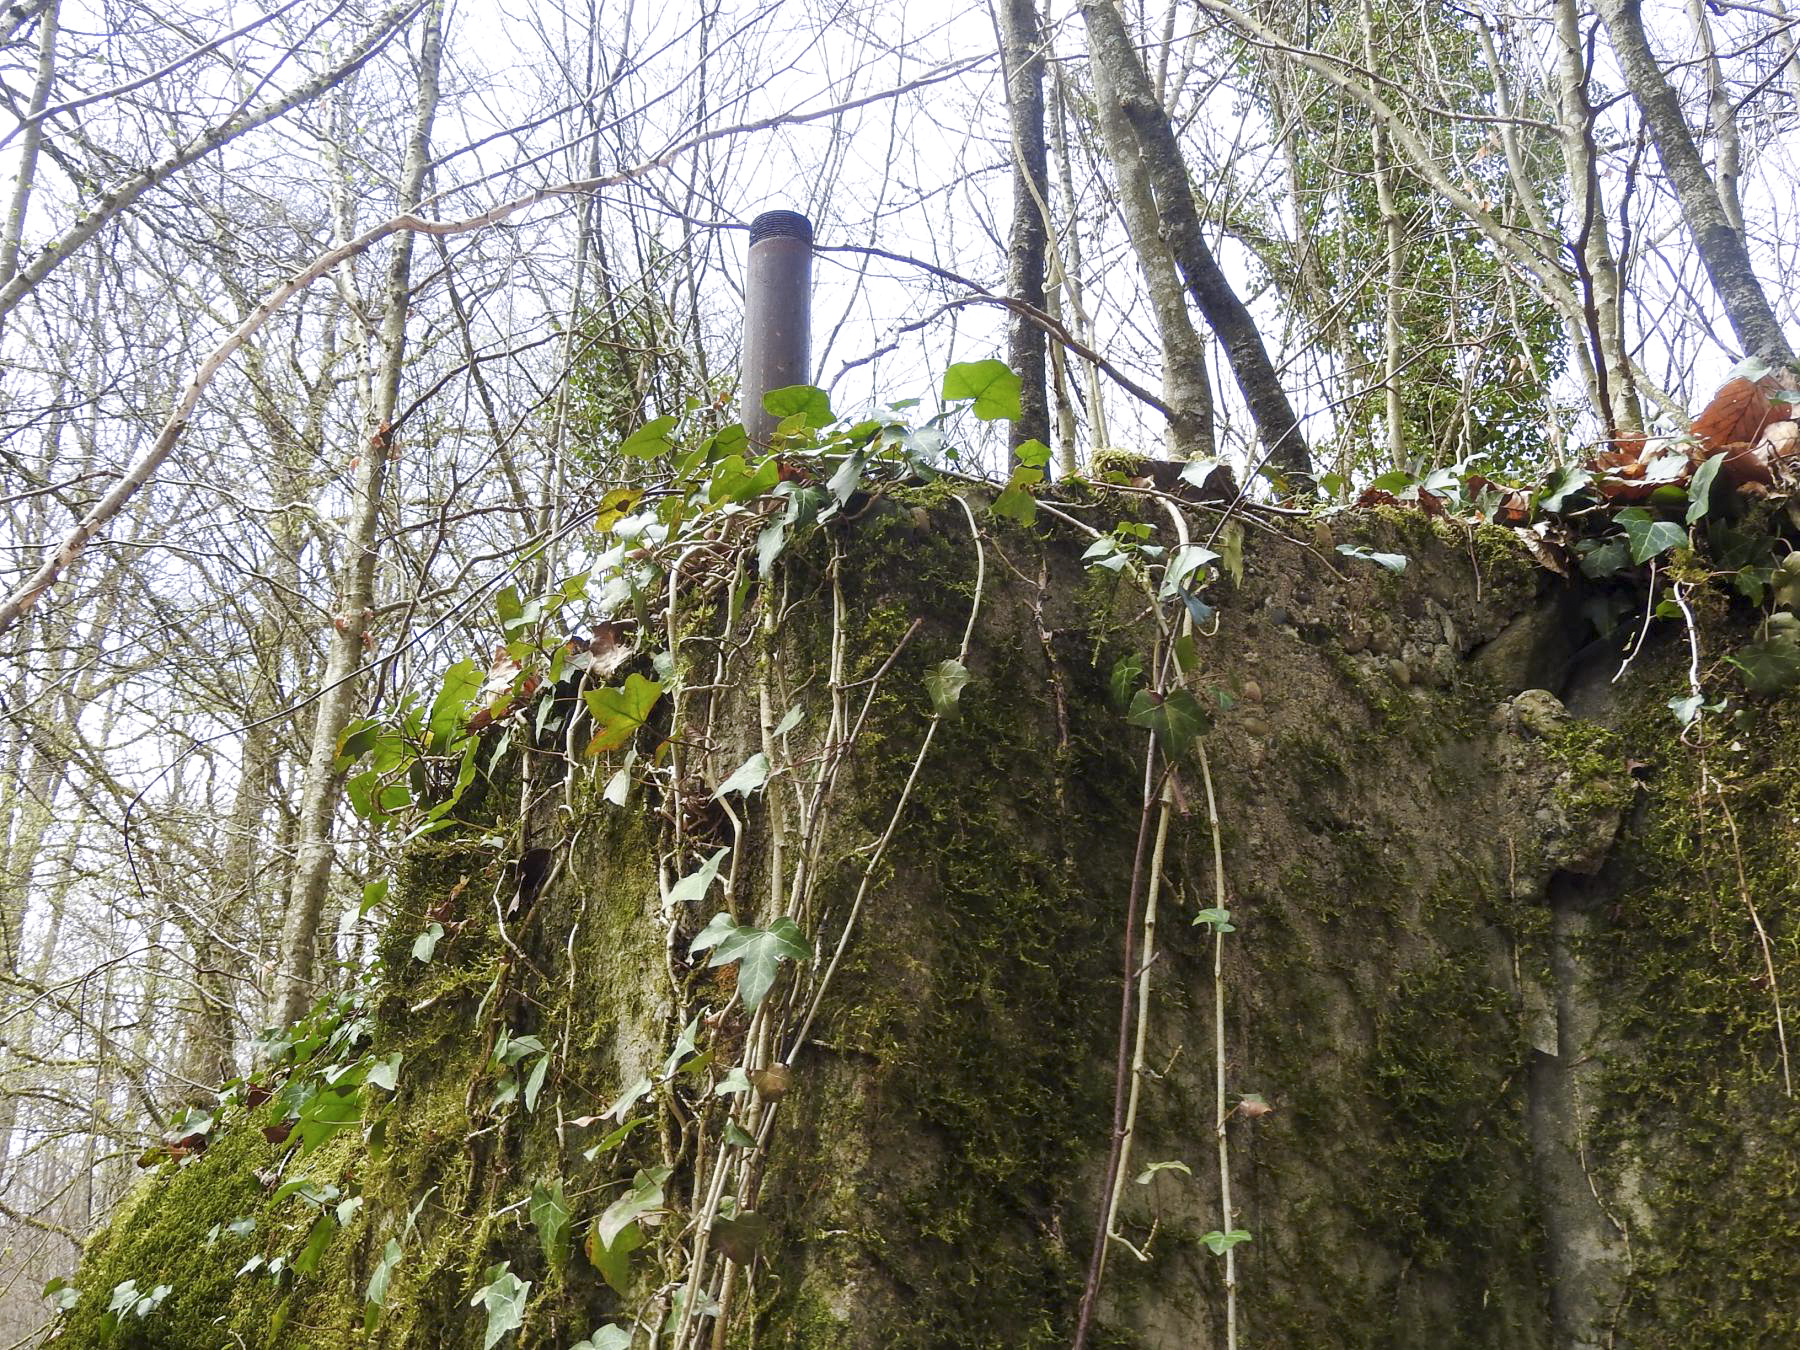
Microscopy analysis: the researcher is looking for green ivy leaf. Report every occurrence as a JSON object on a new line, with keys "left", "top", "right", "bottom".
{"left": 1109, "top": 653, "right": 1144, "bottom": 709}
{"left": 690, "top": 913, "right": 810, "bottom": 1011}
{"left": 1134, "top": 1160, "right": 1193, "bottom": 1184}
{"left": 668, "top": 847, "right": 729, "bottom": 907}
{"left": 1161, "top": 544, "right": 1220, "bottom": 597}
{"left": 524, "top": 1054, "right": 550, "bottom": 1112}
{"left": 470, "top": 1264, "right": 530, "bottom": 1350}
{"left": 942, "top": 359, "right": 1023, "bottom": 421}
{"left": 294, "top": 1214, "right": 339, "bottom": 1276}
{"left": 1015, "top": 438, "right": 1051, "bottom": 468}
{"left": 364, "top": 1238, "right": 403, "bottom": 1332}
{"left": 1202, "top": 1228, "right": 1253, "bottom": 1255}
{"left": 584, "top": 1219, "right": 644, "bottom": 1297}
{"left": 1126, "top": 688, "right": 1210, "bottom": 757}
{"left": 756, "top": 521, "right": 787, "bottom": 576}
{"left": 706, "top": 453, "right": 781, "bottom": 506}
{"left": 43, "top": 1276, "right": 80, "bottom": 1312}
{"left": 1616, "top": 507, "right": 1687, "bottom": 564}
{"left": 582, "top": 674, "right": 663, "bottom": 755}
{"left": 1729, "top": 636, "right": 1800, "bottom": 695}
{"left": 598, "top": 1167, "right": 671, "bottom": 1250}
{"left": 366, "top": 1052, "right": 402, "bottom": 1092}
{"left": 762, "top": 384, "right": 835, "bottom": 429}
{"left": 427, "top": 659, "right": 484, "bottom": 748}
{"left": 1687, "top": 452, "right": 1726, "bottom": 524}
{"left": 992, "top": 465, "right": 1042, "bottom": 524}
{"left": 530, "top": 1179, "right": 571, "bottom": 1272}
{"left": 710, "top": 1210, "right": 771, "bottom": 1263}
{"left": 411, "top": 922, "right": 444, "bottom": 964}
{"left": 715, "top": 752, "right": 770, "bottom": 798}
{"left": 571, "top": 1327, "right": 634, "bottom": 1350}
{"left": 620, "top": 415, "right": 678, "bottom": 459}
{"left": 1335, "top": 544, "right": 1408, "bottom": 573}
{"left": 924, "top": 659, "right": 971, "bottom": 718}
{"left": 1193, "top": 907, "right": 1236, "bottom": 933}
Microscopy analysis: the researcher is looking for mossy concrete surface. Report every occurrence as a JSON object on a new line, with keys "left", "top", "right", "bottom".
{"left": 48, "top": 493, "right": 1800, "bottom": 1348}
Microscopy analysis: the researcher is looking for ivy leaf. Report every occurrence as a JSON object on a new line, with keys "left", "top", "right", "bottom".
{"left": 1335, "top": 544, "right": 1408, "bottom": 573}
{"left": 723, "top": 1120, "right": 758, "bottom": 1148}
{"left": 470, "top": 1264, "right": 530, "bottom": 1350}
{"left": 1202, "top": 1229, "right": 1253, "bottom": 1256}
{"left": 1161, "top": 545, "right": 1219, "bottom": 597}
{"left": 1579, "top": 537, "right": 1631, "bottom": 579}
{"left": 364, "top": 1238, "right": 403, "bottom": 1332}
{"left": 992, "top": 465, "right": 1042, "bottom": 525}
{"left": 582, "top": 674, "right": 663, "bottom": 755}
{"left": 584, "top": 1219, "right": 644, "bottom": 1297}
{"left": 706, "top": 453, "right": 781, "bottom": 506}
{"left": 756, "top": 521, "right": 787, "bottom": 576}
{"left": 524, "top": 1054, "right": 550, "bottom": 1113}
{"left": 691, "top": 914, "right": 810, "bottom": 1011}
{"left": 1083, "top": 536, "right": 1128, "bottom": 573}
{"left": 924, "top": 659, "right": 971, "bottom": 718}
{"left": 710, "top": 1211, "right": 771, "bottom": 1264}
{"left": 620, "top": 415, "right": 678, "bottom": 460}
{"left": 668, "top": 847, "right": 730, "bottom": 907}
{"left": 1134, "top": 1160, "right": 1193, "bottom": 1185}
{"left": 1616, "top": 507, "right": 1687, "bottom": 564}
{"left": 762, "top": 384, "right": 835, "bottom": 429}
{"left": 598, "top": 1167, "right": 671, "bottom": 1250}
{"left": 1687, "top": 452, "right": 1726, "bottom": 524}
{"left": 42, "top": 1277, "right": 80, "bottom": 1312}
{"left": 715, "top": 752, "right": 770, "bottom": 798}
{"left": 571, "top": 1328, "right": 634, "bottom": 1350}
{"left": 530, "top": 1179, "right": 571, "bottom": 1272}
{"left": 294, "top": 1214, "right": 339, "bottom": 1275}
{"left": 595, "top": 487, "right": 642, "bottom": 533}
{"left": 1669, "top": 692, "right": 1704, "bottom": 726}
{"left": 942, "top": 359, "right": 1022, "bottom": 421}
{"left": 412, "top": 922, "right": 444, "bottom": 964}
{"left": 1193, "top": 907, "right": 1236, "bottom": 933}
{"left": 774, "top": 704, "right": 803, "bottom": 736}
{"left": 1538, "top": 464, "right": 1592, "bottom": 514}
{"left": 293, "top": 1085, "right": 363, "bottom": 1155}
{"left": 1126, "top": 688, "right": 1210, "bottom": 757}
{"left": 427, "top": 659, "right": 484, "bottom": 747}
{"left": 1015, "top": 438, "right": 1051, "bottom": 468}
{"left": 1218, "top": 522, "right": 1245, "bottom": 586}
{"left": 366, "top": 1052, "right": 402, "bottom": 1092}
{"left": 1729, "top": 636, "right": 1800, "bottom": 695}
{"left": 1109, "top": 653, "right": 1144, "bottom": 709}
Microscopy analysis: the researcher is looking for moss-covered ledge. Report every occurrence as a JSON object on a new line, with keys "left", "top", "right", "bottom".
{"left": 47, "top": 496, "right": 1800, "bottom": 1349}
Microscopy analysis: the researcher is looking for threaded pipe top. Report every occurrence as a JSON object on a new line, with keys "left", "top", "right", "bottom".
{"left": 749, "top": 210, "right": 814, "bottom": 245}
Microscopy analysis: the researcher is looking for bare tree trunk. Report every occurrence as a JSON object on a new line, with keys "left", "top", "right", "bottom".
{"left": 1592, "top": 0, "right": 1793, "bottom": 364}
{"left": 996, "top": 0, "right": 1051, "bottom": 455}
{"left": 1081, "top": 0, "right": 1312, "bottom": 486}
{"left": 1358, "top": 0, "right": 1406, "bottom": 469}
{"left": 1686, "top": 0, "right": 1744, "bottom": 234}
{"left": 1049, "top": 61, "right": 1105, "bottom": 467}
{"left": 0, "top": 0, "right": 57, "bottom": 304}
{"left": 1550, "top": 0, "right": 1644, "bottom": 436}
{"left": 274, "top": 0, "right": 443, "bottom": 1029}
{"left": 1087, "top": 14, "right": 1213, "bottom": 459}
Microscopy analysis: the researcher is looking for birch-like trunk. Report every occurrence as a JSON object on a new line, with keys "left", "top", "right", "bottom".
{"left": 1087, "top": 20, "right": 1214, "bottom": 460}
{"left": 1081, "top": 0, "right": 1311, "bottom": 485}
{"left": 1358, "top": 0, "right": 1406, "bottom": 469}
{"left": 997, "top": 0, "right": 1052, "bottom": 456}
{"left": 274, "top": 0, "right": 443, "bottom": 1029}
{"left": 1551, "top": 0, "right": 1644, "bottom": 435}
{"left": 1592, "top": 0, "right": 1793, "bottom": 363}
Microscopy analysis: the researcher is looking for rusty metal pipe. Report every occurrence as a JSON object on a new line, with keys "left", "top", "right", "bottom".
{"left": 741, "top": 210, "right": 814, "bottom": 447}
